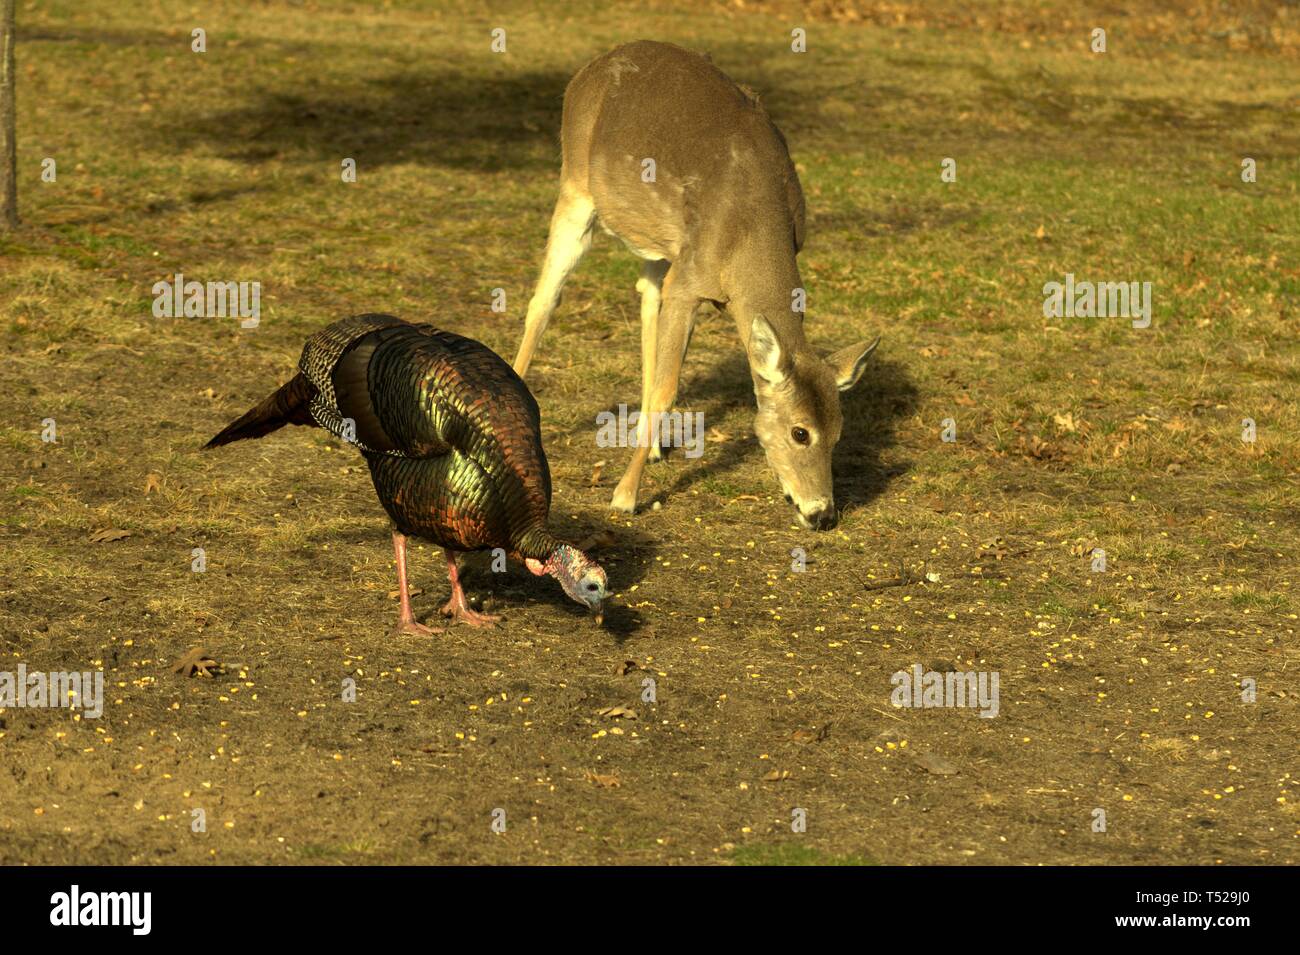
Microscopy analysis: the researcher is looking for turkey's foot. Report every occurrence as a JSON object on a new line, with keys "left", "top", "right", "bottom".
{"left": 392, "top": 616, "right": 443, "bottom": 638}
{"left": 438, "top": 597, "right": 501, "bottom": 628}
{"left": 391, "top": 529, "right": 441, "bottom": 636}
{"left": 440, "top": 548, "right": 501, "bottom": 627}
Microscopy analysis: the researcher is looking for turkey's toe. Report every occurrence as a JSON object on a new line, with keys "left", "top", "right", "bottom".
{"left": 440, "top": 603, "right": 501, "bottom": 628}
{"left": 392, "top": 618, "right": 442, "bottom": 638}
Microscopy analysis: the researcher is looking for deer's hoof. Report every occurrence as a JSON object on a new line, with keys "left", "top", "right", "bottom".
{"left": 609, "top": 487, "right": 638, "bottom": 514}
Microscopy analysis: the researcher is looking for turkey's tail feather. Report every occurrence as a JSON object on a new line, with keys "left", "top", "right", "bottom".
{"left": 204, "top": 373, "right": 317, "bottom": 449}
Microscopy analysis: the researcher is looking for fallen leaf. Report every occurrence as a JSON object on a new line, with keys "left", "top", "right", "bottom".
{"left": 89, "top": 528, "right": 131, "bottom": 543}
{"left": 588, "top": 459, "right": 606, "bottom": 487}
{"left": 978, "top": 537, "right": 1009, "bottom": 560}
{"left": 789, "top": 722, "right": 831, "bottom": 744}
{"left": 1052, "top": 412, "right": 1078, "bottom": 434}
{"left": 614, "top": 660, "right": 639, "bottom": 676}
{"left": 388, "top": 587, "right": 424, "bottom": 600}
{"left": 597, "top": 705, "right": 637, "bottom": 720}
{"left": 912, "top": 751, "right": 960, "bottom": 776}
{"left": 762, "top": 769, "right": 791, "bottom": 782}
{"left": 1016, "top": 434, "right": 1063, "bottom": 461}
{"left": 172, "top": 647, "right": 218, "bottom": 678}
{"left": 585, "top": 771, "right": 621, "bottom": 788}
{"left": 143, "top": 472, "right": 163, "bottom": 495}
{"left": 576, "top": 528, "right": 617, "bottom": 552}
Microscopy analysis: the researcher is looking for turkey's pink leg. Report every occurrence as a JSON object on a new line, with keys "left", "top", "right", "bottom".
{"left": 439, "top": 549, "right": 501, "bottom": 628}
{"left": 391, "top": 530, "right": 439, "bottom": 637}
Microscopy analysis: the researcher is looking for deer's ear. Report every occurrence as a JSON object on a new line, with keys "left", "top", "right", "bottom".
{"left": 827, "top": 336, "right": 880, "bottom": 392}
{"left": 748, "top": 315, "right": 791, "bottom": 385}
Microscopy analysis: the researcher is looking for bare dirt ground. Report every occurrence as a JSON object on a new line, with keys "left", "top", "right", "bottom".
{"left": 0, "top": 0, "right": 1297, "bottom": 864}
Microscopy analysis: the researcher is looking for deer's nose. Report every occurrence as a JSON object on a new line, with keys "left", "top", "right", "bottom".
{"left": 801, "top": 506, "right": 837, "bottom": 531}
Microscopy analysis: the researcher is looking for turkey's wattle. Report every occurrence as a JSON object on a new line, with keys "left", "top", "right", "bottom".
{"left": 205, "top": 313, "right": 608, "bottom": 634}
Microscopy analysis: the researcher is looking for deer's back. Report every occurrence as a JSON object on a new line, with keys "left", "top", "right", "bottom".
{"left": 561, "top": 41, "right": 806, "bottom": 266}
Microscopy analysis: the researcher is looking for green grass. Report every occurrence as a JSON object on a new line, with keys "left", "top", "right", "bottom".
{"left": 730, "top": 844, "right": 878, "bottom": 866}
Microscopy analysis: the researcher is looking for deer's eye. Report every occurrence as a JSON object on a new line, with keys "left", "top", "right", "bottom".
{"left": 791, "top": 427, "right": 810, "bottom": 445}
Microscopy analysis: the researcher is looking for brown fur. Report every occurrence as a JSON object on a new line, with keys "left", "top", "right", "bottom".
{"left": 513, "top": 41, "right": 878, "bottom": 529}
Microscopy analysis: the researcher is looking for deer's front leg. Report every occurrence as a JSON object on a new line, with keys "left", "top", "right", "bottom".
{"left": 611, "top": 288, "right": 696, "bottom": 514}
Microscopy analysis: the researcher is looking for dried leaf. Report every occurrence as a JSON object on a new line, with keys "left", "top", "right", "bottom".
{"left": 143, "top": 472, "right": 163, "bottom": 495}
{"left": 89, "top": 528, "right": 131, "bottom": 543}
{"left": 576, "top": 529, "right": 617, "bottom": 552}
{"left": 597, "top": 705, "right": 637, "bottom": 720}
{"left": 912, "top": 751, "right": 960, "bottom": 776}
{"left": 790, "top": 722, "right": 831, "bottom": 744}
{"left": 1052, "top": 412, "right": 1078, "bottom": 434}
{"left": 585, "top": 771, "right": 621, "bottom": 789}
{"left": 388, "top": 587, "right": 424, "bottom": 600}
{"left": 978, "top": 537, "right": 1009, "bottom": 560}
{"left": 172, "top": 647, "right": 218, "bottom": 678}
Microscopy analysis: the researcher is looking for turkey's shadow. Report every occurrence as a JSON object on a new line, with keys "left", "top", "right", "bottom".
{"left": 456, "top": 538, "right": 650, "bottom": 644}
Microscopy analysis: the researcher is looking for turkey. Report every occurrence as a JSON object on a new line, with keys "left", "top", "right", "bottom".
{"left": 205, "top": 313, "right": 608, "bottom": 635}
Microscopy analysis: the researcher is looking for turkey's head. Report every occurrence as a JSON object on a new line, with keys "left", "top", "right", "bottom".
{"left": 527, "top": 543, "right": 607, "bottom": 624}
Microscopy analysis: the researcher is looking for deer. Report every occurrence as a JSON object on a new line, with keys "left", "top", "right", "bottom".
{"left": 512, "top": 40, "right": 879, "bottom": 531}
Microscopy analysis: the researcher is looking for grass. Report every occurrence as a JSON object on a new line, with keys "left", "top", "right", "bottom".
{"left": 729, "top": 844, "right": 878, "bottom": 866}
{"left": 0, "top": 0, "right": 1296, "bottom": 865}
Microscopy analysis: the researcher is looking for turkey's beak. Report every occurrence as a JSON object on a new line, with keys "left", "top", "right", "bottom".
{"left": 590, "top": 601, "right": 605, "bottom": 627}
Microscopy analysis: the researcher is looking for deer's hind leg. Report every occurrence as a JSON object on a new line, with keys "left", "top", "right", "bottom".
{"left": 513, "top": 182, "right": 596, "bottom": 377}
{"left": 634, "top": 259, "right": 671, "bottom": 463}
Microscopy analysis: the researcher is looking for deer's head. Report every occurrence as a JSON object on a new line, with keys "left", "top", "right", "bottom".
{"left": 747, "top": 315, "right": 879, "bottom": 531}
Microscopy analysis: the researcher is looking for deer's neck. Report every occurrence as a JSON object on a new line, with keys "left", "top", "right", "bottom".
{"left": 721, "top": 223, "right": 808, "bottom": 352}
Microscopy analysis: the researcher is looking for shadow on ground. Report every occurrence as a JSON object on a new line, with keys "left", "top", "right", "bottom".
{"left": 166, "top": 69, "right": 573, "bottom": 172}
{"left": 586, "top": 339, "right": 917, "bottom": 520}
